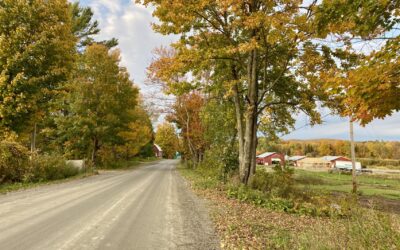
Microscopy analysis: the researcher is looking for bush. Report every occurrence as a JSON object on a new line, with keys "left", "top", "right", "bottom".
{"left": 201, "top": 145, "right": 239, "bottom": 182}
{"left": 139, "top": 143, "right": 155, "bottom": 158}
{"left": 227, "top": 185, "right": 268, "bottom": 204}
{"left": 30, "top": 154, "right": 80, "bottom": 182}
{"left": 0, "top": 140, "right": 30, "bottom": 184}
{"left": 97, "top": 146, "right": 116, "bottom": 167}
{"left": 99, "top": 159, "right": 130, "bottom": 169}
{"left": 250, "top": 166, "right": 295, "bottom": 198}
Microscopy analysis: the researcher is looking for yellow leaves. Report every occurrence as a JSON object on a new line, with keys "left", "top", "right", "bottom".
{"left": 141, "top": 0, "right": 400, "bottom": 130}
{"left": 228, "top": 38, "right": 259, "bottom": 54}
{"left": 223, "top": 79, "right": 240, "bottom": 99}
{"left": 324, "top": 46, "right": 400, "bottom": 125}
{"left": 216, "top": 0, "right": 238, "bottom": 13}
{"left": 0, "top": 0, "right": 76, "bottom": 133}
{"left": 155, "top": 122, "right": 179, "bottom": 159}
{"left": 243, "top": 12, "right": 266, "bottom": 29}
{"left": 329, "top": 21, "right": 357, "bottom": 36}
{"left": 118, "top": 120, "right": 153, "bottom": 157}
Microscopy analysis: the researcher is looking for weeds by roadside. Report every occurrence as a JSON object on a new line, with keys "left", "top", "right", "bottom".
{"left": 179, "top": 165, "right": 400, "bottom": 249}
{"left": 0, "top": 157, "right": 159, "bottom": 195}
{"left": 0, "top": 170, "right": 96, "bottom": 194}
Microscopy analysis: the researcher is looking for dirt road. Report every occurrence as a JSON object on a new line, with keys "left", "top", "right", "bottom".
{"left": 0, "top": 160, "right": 219, "bottom": 250}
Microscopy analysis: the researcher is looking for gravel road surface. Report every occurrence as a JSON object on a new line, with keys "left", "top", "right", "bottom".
{"left": 0, "top": 160, "right": 219, "bottom": 250}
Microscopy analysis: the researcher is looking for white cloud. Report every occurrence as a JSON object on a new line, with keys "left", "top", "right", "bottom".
{"left": 77, "top": 0, "right": 175, "bottom": 92}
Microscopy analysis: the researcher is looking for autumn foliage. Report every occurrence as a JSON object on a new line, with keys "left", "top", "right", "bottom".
{"left": 155, "top": 122, "right": 179, "bottom": 159}
{"left": 0, "top": 0, "right": 155, "bottom": 181}
{"left": 167, "top": 92, "right": 207, "bottom": 164}
{"left": 141, "top": 0, "right": 400, "bottom": 184}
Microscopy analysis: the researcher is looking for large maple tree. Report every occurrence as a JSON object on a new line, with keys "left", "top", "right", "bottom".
{"left": 140, "top": 0, "right": 400, "bottom": 184}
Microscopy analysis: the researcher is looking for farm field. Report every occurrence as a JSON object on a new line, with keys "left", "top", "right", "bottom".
{"left": 294, "top": 169, "right": 400, "bottom": 201}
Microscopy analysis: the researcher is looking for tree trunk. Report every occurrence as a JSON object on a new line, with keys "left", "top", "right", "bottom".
{"left": 232, "top": 82, "right": 244, "bottom": 165}
{"left": 30, "top": 123, "right": 37, "bottom": 153}
{"left": 250, "top": 120, "right": 258, "bottom": 176}
{"left": 231, "top": 66, "right": 247, "bottom": 181}
{"left": 126, "top": 147, "right": 129, "bottom": 160}
{"left": 183, "top": 104, "right": 198, "bottom": 166}
{"left": 91, "top": 137, "right": 99, "bottom": 165}
{"left": 240, "top": 49, "right": 258, "bottom": 185}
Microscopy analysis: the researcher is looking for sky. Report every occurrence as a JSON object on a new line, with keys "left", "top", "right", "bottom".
{"left": 76, "top": 0, "right": 400, "bottom": 142}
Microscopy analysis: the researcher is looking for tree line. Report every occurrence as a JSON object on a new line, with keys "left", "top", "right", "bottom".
{"left": 259, "top": 139, "right": 400, "bottom": 160}
{"left": 142, "top": 0, "right": 400, "bottom": 184}
{"left": 0, "top": 0, "right": 153, "bottom": 184}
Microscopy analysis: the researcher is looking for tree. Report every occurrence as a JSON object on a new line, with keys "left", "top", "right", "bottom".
{"left": 155, "top": 122, "right": 179, "bottom": 159}
{"left": 312, "top": 1, "right": 400, "bottom": 125}
{"left": 70, "top": 2, "right": 118, "bottom": 49}
{"left": 304, "top": 1, "right": 400, "bottom": 194}
{"left": 201, "top": 97, "right": 239, "bottom": 177}
{"left": 167, "top": 92, "right": 207, "bottom": 164}
{"left": 333, "top": 140, "right": 349, "bottom": 156}
{"left": 35, "top": 2, "right": 121, "bottom": 154}
{"left": 117, "top": 103, "right": 154, "bottom": 159}
{"left": 0, "top": 0, "right": 76, "bottom": 135}
{"left": 57, "top": 44, "right": 139, "bottom": 164}
{"left": 140, "top": 0, "right": 328, "bottom": 184}
{"left": 318, "top": 142, "right": 332, "bottom": 156}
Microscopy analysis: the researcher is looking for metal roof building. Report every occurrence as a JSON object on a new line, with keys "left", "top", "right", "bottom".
{"left": 256, "top": 152, "right": 285, "bottom": 166}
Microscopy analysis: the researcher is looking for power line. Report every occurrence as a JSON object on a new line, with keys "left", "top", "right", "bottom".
{"left": 288, "top": 113, "right": 331, "bottom": 133}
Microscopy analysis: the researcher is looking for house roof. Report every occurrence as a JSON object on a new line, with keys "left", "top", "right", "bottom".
{"left": 322, "top": 156, "right": 344, "bottom": 162}
{"left": 288, "top": 156, "right": 306, "bottom": 161}
{"left": 257, "top": 152, "right": 276, "bottom": 158}
{"left": 298, "top": 157, "right": 330, "bottom": 164}
{"left": 154, "top": 144, "right": 163, "bottom": 152}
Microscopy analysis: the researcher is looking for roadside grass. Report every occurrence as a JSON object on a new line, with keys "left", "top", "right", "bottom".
{"left": 178, "top": 165, "right": 400, "bottom": 249}
{"left": 98, "top": 156, "right": 159, "bottom": 170}
{"left": 295, "top": 169, "right": 400, "bottom": 200}
{"left": 0, "top": 157, "right": 159, "bottom": 195}
{"left": 0, "top": 170, "right": 96, "bottom": 195}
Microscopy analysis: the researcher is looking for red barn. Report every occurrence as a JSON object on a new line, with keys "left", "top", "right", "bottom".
{"left": 322, "top": 156, "right": 351, "bottom": 168}
{"left": 256, "top": 152, "right": 285, "bottom": 166}
{"left": 153, "top": 144, "right": 163, "bottom": 158}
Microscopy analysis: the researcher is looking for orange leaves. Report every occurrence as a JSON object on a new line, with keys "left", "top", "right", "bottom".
{"left": 169, "top": 92, "right": 207, "bottom": 158}
{"left": 146, "top": 46, "right": 199, "bottom": 95}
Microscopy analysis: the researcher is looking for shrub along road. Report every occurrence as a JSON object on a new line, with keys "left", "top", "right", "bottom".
{"left": 0, "top": 160, "right": 219, "bottom": 250}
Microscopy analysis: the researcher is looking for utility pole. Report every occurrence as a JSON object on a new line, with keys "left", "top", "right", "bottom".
{"left": 349, "top": 118, "right": 357, "bottom": 194}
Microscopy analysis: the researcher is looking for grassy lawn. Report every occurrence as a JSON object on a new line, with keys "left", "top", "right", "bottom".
{"left": 294, "top": 169, "right": 400, "bottom": 200}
